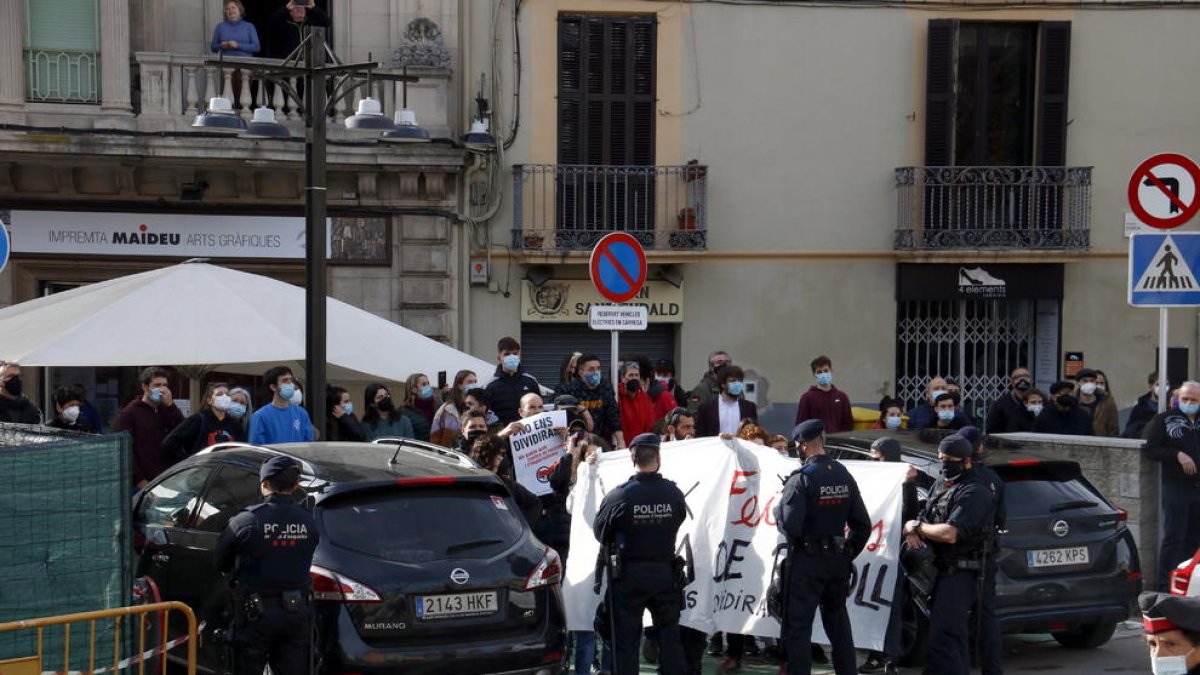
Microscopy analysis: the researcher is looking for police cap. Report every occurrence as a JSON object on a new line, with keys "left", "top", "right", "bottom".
{"left": 937, "top": 435, "right": 973, "bottom": 460}
{"left": 629, "top": 433, "right": 661, "bottom": 451}
{"left": 959, "top": 425, "right": 983, "bottom": 449}
{"left": 792, "top": 419, "right": 825, "bottom": 443}
{"left": 870, "top": 437, "right": 902, "bottom": 462}
{"left": 1140, "top": 591, "right": 1200, "bottom": 634}
{"left": 260, "top": 456, "right": 301, "bottom": 483}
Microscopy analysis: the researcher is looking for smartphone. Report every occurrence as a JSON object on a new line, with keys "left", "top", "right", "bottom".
{"left": 437, "top": 371, "right": 447, "bottom": 390}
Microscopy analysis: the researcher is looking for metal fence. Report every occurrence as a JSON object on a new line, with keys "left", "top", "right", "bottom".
{"left": 895, "top": 166, "right": 1091, "bottom": 250}
{"left": 25, "top": 49, "right": 100, "bottom": 103}
{"left": 512, "top": 164, "right": 708, "bottom": 251}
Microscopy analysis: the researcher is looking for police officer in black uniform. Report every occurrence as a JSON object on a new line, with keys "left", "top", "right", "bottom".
{"left": 903, "top": 434, "right": 996, "bottom": 675}
{"left": 215, "top": 456, "right": 319, "bottom": 675}
{"left": 960, "top": 425, "right": 1006, "bottom": 675}
{"left": 593, "top": 432, "right": 688, "bottom": 675}
{"left": 774, "top": 419, "right": 871, "bottom": 675}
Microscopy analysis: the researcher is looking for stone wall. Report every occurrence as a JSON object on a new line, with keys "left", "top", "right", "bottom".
{"left": 994, "top": 433, "right": 1160, "bottom": 587}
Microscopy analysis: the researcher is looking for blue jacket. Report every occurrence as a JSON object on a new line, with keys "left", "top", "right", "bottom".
{"left": 211, "top": 19, "right": 261, "bottom": 57}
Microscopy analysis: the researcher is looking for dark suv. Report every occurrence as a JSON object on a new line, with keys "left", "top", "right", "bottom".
{"left": 825, "top": 430, "right": 1141, "bottom": 664}
{"left": 132, "top": 440, "right": 566, "bottom": 674}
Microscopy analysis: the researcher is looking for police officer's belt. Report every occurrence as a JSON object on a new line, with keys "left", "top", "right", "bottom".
{"left": 936, "top": 556, "right": 984, "bottom": 572}
{"left": 622, "top": 555, "right": 675, "bottom": 564}
{"left": 794, "top": 536, "right": 847, "bottom": 555}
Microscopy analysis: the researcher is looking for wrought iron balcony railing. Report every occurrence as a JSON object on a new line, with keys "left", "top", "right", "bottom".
{"left": 895, "top": 166, "right": 1092, "bottom": 250}
{"left": 511, "top": 164, "right": 708, "bottom": 251}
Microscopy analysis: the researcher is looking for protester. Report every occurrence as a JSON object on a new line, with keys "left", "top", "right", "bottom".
{"left": 795, "top": 355, "right": 854, "bottom": 433}
{"left": 463, "top": 387, "right": 504, "bottom": 432}
{"left": 470, "top": 433, "right": 541, "bottom": 523}
{"left": 1075, "top": 369, "right": 1119, "bottom": 437}
{"left": 71, "top": 383, "right": 104, "bottom": 433}
{"left": 770, "top": 434, "right": 791, "bottom": 456}
{"left": 431, "top": 369, "right": 477, "bottom": 446}
{"left": 1144, "top": 381, "right": 1200, "bottom": 590}
{"left": 361, "top": 383, "right": 415, "bottom": 441}
{"left": 47, "top": 386, "right": 98, "bottom": 434}
{"left": 1125, "top": 371, "right": 1163, "bottom": 439}
{"left": 248, "top": 366, "right": 315, "bottom": 445}
{"left": 0, "top": 362, "right": 41, "bottom": 425}
{"left": 905, "top": 376, "right": 948, "bottom": 431}
{"left": 557, "top": 351, "right": 583, "bottom": 392}
{"left": 1024, "top": 388, "right": 1046, "bottom": 422}
{"left": 695, "top": 365, "right": 758, "bottom": 438}
{"left": 1095, "top": 369, "right": 1113, "bottom": 398}
{"left": 485, "top": 337, "right": 542, "bottom": 425}
{"left": 618, "top": 360, "right": 657, "bottom": 440}
{"left": 653, "top": 358, "right": 689, "bottom": 408}
{"left": 324, "top": 386, "right": 366, "bottom": 442}
{"left": 161, "top": 381, "right": 246, "bottom": 459}
{"left": 398, "top": 373, "right": 437, "bottom": 441}
{"left": 872, "top": 398, "right": 905, "bottom": 430}
{"left": 556, "top": 353, "right": 625, "bottom": 448}
{"left": 931, "top": 392, "right": 967, "bottom": 431}
{"left": 985, "top": 367, "right": 1035, "bottom": 433}
{"left": 116, "top": 366, "right": 185, "bottom": 489}
{"left": 228, "top": 387, "right": 252, "bottom": 434}
{"left": 1033, "top": 381, "right": 1094, "bottom": 436}
{"left": 663, "top": 407, "right": 695, "bottom": 442}
{"left": 687, "top": 350, "right": 732, "bottom": 413}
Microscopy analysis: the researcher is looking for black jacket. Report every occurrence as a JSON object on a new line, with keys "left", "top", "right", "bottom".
{"left": 985, "top": 391, "right": 1034, "bottom": 434}
{"left": 267, "top": 6, "right": 330, "bottom": 59}
{"left": 695, "top": 397, "right": 758, "bottom": 438}
{"left": 0, "top": 395, "right": 41, "bottom": 425}
{"left": 484, "top": 365, "right": 542, "bottom": 426}
{"left": 1123, "top": 391, "right": 1159, "bottom": 439}
{"left": 1143, "top": 410, "right": 1200, "bottom": 483}
{"left": 162, "top": 410, "right": 247, "bottom": 460}
{"left": 325, "top": 414, "right": 367, "bottom": 442}
{"left": 1033, "top": 405, "right": 1094, "bottom": 436}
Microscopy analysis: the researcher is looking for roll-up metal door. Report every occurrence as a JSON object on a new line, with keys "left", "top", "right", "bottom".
{"left": 520, "top": 324, "right": 676, "bottom": 389}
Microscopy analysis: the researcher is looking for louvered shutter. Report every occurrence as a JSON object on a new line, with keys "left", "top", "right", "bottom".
{"left": 924, "top": 19, "right": 957, "bottom": 167}
{"left": 1035, "top": 22, "right": 1071, "bottom": 167}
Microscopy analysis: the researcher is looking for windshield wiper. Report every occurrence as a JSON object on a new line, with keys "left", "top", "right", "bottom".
{"left": 446, "top": 538, "right": 505, "bottom": 554}
{"left": 1050, "top": 500, "right": 1098, "bottom": 512}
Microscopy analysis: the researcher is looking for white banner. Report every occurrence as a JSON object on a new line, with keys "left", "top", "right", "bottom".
{"left": 9, "top": 210, "right": 322, "bottom": 259}
{"left": 563, "top": 438, "right": 906, "bottom": 650}
{"left": 510, "top": 411, "right": 567, "bottom": 497}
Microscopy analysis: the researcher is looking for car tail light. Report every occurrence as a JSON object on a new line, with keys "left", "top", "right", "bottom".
{"left": 395, "top": 476, "right": 457, "bottom": 487}
{"left": 1008, "top": 459, "right": 1041, "bottom": 467}
{"left": 525, "top": 548, "right": 562, "bottom": 590}
{"left": 1170, "top": 550, "right": 1200, "bottom": 596}
{"left": 310, "top": 565, "right": 382, "bottom": 602}
{"left": 1115, "top": 506, "right": 1128, "bottom": 522}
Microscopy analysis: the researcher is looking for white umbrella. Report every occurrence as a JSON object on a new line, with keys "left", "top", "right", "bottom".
{"left": 0, "top": 262, "right": 496, "bottom": 386}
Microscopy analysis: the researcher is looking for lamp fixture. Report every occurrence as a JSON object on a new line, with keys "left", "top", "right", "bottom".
{"left": 462, "top": 74, "right": 496, "bottom": 151}
{"left": 381, "top": 67, "right": 429, "bottom": 143}
{"left": 241, "top": 107, "right": 290, "bottom": 138}
{"left": 344, "top": 97, "right": 395, "bottom": 131}
{"left": 191, "top": 97, "right": 246, "bottom": 132}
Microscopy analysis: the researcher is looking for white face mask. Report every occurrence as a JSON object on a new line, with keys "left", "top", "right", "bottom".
{"left": 1027, "top": 404, "right": 1044, "bottom": 415}
{"left": 1080, "top": 382, "right": 1097, "bottom": 396}
{"left": 212, "top": 394, "right": 232, "bottom": 411}
{"left": 1151, "top": 654, "right": 1188, "bottom": 675}
{"left": 290, "top": 389, "right": 304, "bottom": 405}
{"left": 62, "top": 405, "right": 81, "bottom": 423}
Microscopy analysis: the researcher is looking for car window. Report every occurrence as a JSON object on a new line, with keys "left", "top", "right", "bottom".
{"left": 193, "top": 467, "right": 263, "bottom": 532}
{"left": 997, "top": 467, "right": 1106, "bottom": 518}
{"left": 322, "top": 489, "right": 526, "bottom": 563}
{"left": 136, "top": 466, "right": 213, "bottom": 528}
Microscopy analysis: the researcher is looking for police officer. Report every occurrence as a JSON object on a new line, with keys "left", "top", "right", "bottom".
{"left": 593, "top": 432, "right": 688, "bottom": 675}
{"left": 903, "top": 435, "right": 996, "bottom": 675}
{"left": 215, "top": 456, "right": 319, "bottom": 674}
{"left": 960, "top": 425, "right": 1006, "bottom": 675}
{"left": 774, "top": 419, "right": 871, "bottom": 675}
{"left": 1139, "top": 591, "right": 1200, "bottom": 674}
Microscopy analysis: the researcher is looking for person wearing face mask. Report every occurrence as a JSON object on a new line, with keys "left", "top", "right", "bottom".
{"left": 361, "top": 383, "right": 415, "bottom": 441}
{"left": 1125, "top": 371, "right": 1164, "bottom": 439}
{"left": 248, "top": 366, "right": 315, "bottom": 445}
{"left": 903, "top": 435, "right": 996, "bottom": 675}
{"left": 47, "top": 386, "right": 97, "bottom": 434}
{"left": 906, "top": 376, "right": 949, "bottom": 431}
{"left": 484, "top": 337, "right": 542, "bottom": 426}
{"left": 687, "top": 350, "right": 732, "bottom": 414}
{"left": 324, "top": 385, "right": 366, "bottom": 442}
{"left": 1023, "top": 389, "right": 1046, "bottom": 423}
{"left": 633, "top": 355, "right": 679, "bottom": 421}
{"left": 653, "top": 358, "right": 689, "bottom": 409}
{"left": 162, "top": 381, "right": 247, "bottom": 459}
{"left": 116, "top": 366, "right": 185, "bottom": 489}
{"left": 872, "top": 398, "right": 906, "bottom": 430}
{"left": 985, "top": 367, "right": 1036, "bottom": 433}
{"left": 397, "top": 372, "right": 438, "bottom": 442}
{"left": 430, "top": 369, "right": 477, "bottom": 447}
{"left": 0, "top": 361, "right": 42, "bottom": 425}
{"left": 1144, "top": 381, "right": 1200, "bottom": 590}
{"left": 455, "top": 410, "right": 491, "bottom": 455}
{"left": 958, "top": 426, "right": 1005, "bottom": 675}
{"left": 1032, "top": 380, "right": 1094, "bottom": 436}
{"left": 695, "top": 365, "right": 758, "bottom": 438}
{"left": 1140, "top": 591, "right": 1200, "bottom": 675}
{"left": 1074, "top": 369, "right": 1119, "bottom": 437}
{"left": 556, "top": 353, "right": 625, "bottom": 449}
{"left": 931, "top": 392, "right": 967, "bottom": 431}
{"left": 795, "top": 355, "right": 854, "bottom": 433}
{"left": 228, "top": 387, "right": 252, "bottom": 434}
{"left": 617, "top": 360, "right": 658, "bottom": 440}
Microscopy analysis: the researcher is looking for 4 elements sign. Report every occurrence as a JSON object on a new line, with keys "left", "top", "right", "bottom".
{"left": 1129, "top": 232, "right": 1200, "bottom": 306}
{"left": 1128, "top": 153, "right": 1200, "bottom": 230}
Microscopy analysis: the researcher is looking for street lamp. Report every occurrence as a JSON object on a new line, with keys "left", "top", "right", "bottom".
{"left": 201, "top": 28, "right": 417, "bottom": 421}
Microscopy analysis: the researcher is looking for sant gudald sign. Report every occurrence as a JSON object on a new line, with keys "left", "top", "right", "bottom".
{"left": 521, "top": 279, "right": 683, "bottom": 323}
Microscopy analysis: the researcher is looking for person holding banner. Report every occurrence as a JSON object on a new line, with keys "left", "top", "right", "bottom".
{"left": 593, "top": 433, "right": 688, "bottom": 675}
{"left": 775, "top": 419, "right": 871, "bottom": 675}
{"left": 903, "top": 435, "right": 996, "bottom": 675}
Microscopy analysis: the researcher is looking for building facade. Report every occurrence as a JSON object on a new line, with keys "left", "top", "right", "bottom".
{"left": 461, "top": 0, "right": 1200, "bottom": 429}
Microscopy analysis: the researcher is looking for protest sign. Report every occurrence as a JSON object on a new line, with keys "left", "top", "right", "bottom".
{"left": 510, "top": 410, "right": 567, "bottom": 497}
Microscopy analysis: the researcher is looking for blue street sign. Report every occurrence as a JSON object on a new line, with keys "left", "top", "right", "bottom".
{"left": 0, "top": 221, "right": 9, "bottom": 274}
{"left": 1129, "top": 232, "right": 1200, "bottom": 306}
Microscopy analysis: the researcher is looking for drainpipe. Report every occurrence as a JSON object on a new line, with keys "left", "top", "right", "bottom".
{"left": 457, "top": 1, "right": 473, "bottom": 354}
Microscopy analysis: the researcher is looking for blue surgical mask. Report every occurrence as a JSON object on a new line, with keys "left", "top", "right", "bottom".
{"left": 278, "top": 383, "right": 296, "bottom": 401}
{"left": 419, "top": 385, "right": 434, "bottom": 400}
{"left": 583, "top": 371, "right": 602, "bottom": 387}
{"left": 885, "top": 415, "right": 902, "bottom": 429}
{"left": 1182, "top": 402, "right": 1200, "bottom": 416}
{"left": 227, "top": 402, "right": 247, "bottom": 419}
{"left": 503, "top": 354, "right": 521, "bottom": 371}
{"left": 342, "top": 402, "right": 354, "bottom": 415}
{"left": 816, "top": 372, "right": 833, "bottom": 387}
{"left": 149, "top": 387, "right": 164, "bottom": 404}
{"left": 727, "top": 381, "right": 744, "bottom": 397}
{"left": 937, "top": 409, "right": 956, "bottom": 422}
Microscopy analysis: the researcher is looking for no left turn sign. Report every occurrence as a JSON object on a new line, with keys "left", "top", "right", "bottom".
{"left": 1128, "top": 153, "right": 1200, "bottom": 230}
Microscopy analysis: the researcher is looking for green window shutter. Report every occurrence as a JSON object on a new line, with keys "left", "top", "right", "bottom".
{"left": 26, "top": 0, "right": 98, "bottom": 52}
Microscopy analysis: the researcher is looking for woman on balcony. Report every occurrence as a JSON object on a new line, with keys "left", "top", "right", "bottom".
{"left": 210, "top": 0, "right": 260, "bottom": 107}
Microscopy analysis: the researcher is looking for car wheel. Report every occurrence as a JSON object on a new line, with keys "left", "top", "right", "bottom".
{"left": 1051, "top": 621, "right": 1117, "bottom": 649}
{"left": 897, "top": 584, "right": 929, "bottom": 667}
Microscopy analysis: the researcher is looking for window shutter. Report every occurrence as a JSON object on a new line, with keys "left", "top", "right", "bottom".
{"left": 26, "top": 0, "right": 98, "bottom": 52}
{"left": 924, "top": 19, "right": 957, "bottom": 167}
{"left": 630, "top": 17, "right": 656, "bottom": 167}
{"left": 1035, "top": 22, "right": 1071, "bottom": 167}
{"left": 557, "top": 16, "right": 583, "bottom": 165}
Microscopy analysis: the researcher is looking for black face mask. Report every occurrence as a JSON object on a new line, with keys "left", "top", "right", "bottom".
{"left": 941, "top": 461, "right": 965, "bottom": 480}
{"left": 625, "top": 380, "right": 641, "bottom": 393}
{"left": 376, "top": 396, "right": 395, "bottom": 412}
{"left": 1014, "top": 379, "right": 1032, "bottom": 392}
{"left": 4, "top": 376, "right": 22, "bottom": 397}
{"left": 1056, "top": 394, "right": 1078, "bottom": 409}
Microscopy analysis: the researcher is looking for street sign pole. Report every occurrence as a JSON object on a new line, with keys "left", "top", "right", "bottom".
{"left": 588, "top": 233, "right": 650, "bottom": 401}
{"left": 1159, "top": 308, "right": 1169, "bottom": 413}
{"left": 611, "top": 330, "right": 620, "bottom": 393}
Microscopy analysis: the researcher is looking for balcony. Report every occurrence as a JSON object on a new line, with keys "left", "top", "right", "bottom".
{"left": 511, "top": 164, "right": 708, "bottom": 252}
{"left": 895, "top": 166, "right": 1091, "bottom": 250}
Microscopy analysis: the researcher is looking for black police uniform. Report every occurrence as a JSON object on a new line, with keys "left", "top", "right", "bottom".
{"left": 974, "top": 455, "right": 1006, "bottom": 675}
{"left": 215, "top": 463, "right": 319, "bottom": 675}
{"left": 593, "top": 456, "right": 688, "bottom": 675}
{"left": 1140, "top": 591, "right": 1200, "bottom": 675}
{"left": 917, "top": 464, "right": 995, "bottom": 675}
{"left": 775, "top": 448, "right": 871, "bottom": 675}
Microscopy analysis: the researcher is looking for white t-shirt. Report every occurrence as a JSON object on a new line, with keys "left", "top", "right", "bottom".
{"left": 718, "top": 395, "right": 741, "bottom": 436}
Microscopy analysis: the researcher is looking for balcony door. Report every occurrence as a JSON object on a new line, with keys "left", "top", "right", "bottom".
{"left": 557, "top": 14, "right": 656, "bottom": 245}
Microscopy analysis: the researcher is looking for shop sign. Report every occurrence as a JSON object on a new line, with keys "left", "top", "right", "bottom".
{"left": 522, "top": 279, "right": 682, "bottom": 323}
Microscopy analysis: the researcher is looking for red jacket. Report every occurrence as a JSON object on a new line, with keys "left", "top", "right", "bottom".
{"left": 619, "top": 390, "right": 658, "bottom": 439}
{"left": 651, "top": 388, "right": 677, "bottom": 420}
{"left": 795, "top": 386, "right": 854, "bottom": 433}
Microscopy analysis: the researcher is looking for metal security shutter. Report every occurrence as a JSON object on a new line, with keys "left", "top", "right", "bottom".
{"left": 520, "top": 324, "right": 675, "bottom": 388}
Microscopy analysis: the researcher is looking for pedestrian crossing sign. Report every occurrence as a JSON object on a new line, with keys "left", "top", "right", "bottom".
{"left": 1129, "top": 232, "right": 1200, "bottom": 306}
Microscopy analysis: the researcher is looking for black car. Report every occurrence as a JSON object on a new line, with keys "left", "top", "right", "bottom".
{"left": 132, "top": 439, "right": 567, "bottom": 674}
{"left": 825, "top": 429, "right": 1142, "bottom": 664}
